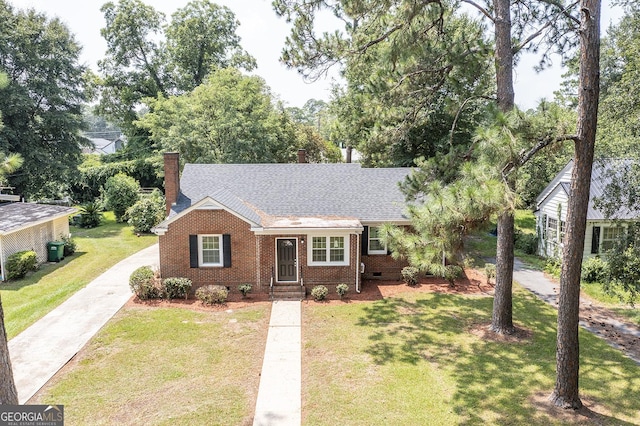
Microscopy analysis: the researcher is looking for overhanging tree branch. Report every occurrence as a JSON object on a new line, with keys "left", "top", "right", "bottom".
{"left": 461, "top": 0, "right": 494, "bottom": 22}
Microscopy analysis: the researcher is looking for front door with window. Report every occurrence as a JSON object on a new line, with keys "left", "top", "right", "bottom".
{"left": 277, "top": 238, "right": 297, "bottom": 282}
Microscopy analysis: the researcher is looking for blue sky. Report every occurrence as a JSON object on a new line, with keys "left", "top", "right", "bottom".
{"left": 9, "top": 0, "right": 624, "bottom": 109}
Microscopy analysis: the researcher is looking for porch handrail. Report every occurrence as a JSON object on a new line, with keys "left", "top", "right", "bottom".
{"left": 270, "top": 266, "right": 274, "bottom": 299}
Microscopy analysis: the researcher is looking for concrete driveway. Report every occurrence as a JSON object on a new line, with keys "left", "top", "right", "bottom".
{"left": 8, "top": 244, "right": 159, "bottom": 404}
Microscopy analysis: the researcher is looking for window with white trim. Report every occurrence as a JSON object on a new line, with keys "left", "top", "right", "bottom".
{"left": 546, "top": 218, "right": 558, "bottom": 242}
{"left": 368, "top": 226, "right": 387, "bottom": 254}
{"left": 199, "top": 234, "right": 223, "bottom": 266}
{"left": 601, "top": 226, "right": 624, "bottom": 252}
{"left": 309, "top": 236, "right": 348, "bottom": 265}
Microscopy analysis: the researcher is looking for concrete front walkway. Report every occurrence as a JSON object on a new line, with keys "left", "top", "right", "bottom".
{"left": 8, "top": 243, "right": 159, "bottom": 404}
{"left": 253, "top": 300, "right": 301, "bottom": 426}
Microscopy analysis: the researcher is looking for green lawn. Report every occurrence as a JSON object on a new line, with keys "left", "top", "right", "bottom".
{"left": 1, "top": 212, "right": 157, "bottom": 339}
{"left": 34, "top": 305, "right": 270, "bottom": 425}
{"left": 302, "top": 289, "right": 640, "bottom": 425}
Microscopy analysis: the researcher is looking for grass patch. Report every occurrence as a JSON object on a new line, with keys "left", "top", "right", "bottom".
{"left": 302, "top": 289, "right": 640, "bottom": 425}
{"left": 515, "top": 209, "right": 536, "bottom": 233}
{"left": 581, "top": 282, "right": 640, "bottom": 326}
{"left": 1, "top": 212, "right": 157, "bottom": 339}
{"left": 34, "top": 305, "right": 270, "bottom": 425}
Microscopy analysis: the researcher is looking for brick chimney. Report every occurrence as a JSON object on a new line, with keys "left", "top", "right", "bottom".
{"left": 164, "top": 152, "right": 180, "bottom": 215}
{"left": 297, "top": 149, "right": 307, "bottom": 164}
{"left": 346, "top": 146, "right": 353, "bottom": 163}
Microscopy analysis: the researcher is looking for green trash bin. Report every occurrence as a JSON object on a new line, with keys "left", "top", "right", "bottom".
{"left": 47, "top": 241, "right": 65, "bottom": 262}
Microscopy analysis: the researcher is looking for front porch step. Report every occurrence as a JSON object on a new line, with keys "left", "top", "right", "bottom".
{"left": 271, "top": 285, "right": 305, "bottom": 300}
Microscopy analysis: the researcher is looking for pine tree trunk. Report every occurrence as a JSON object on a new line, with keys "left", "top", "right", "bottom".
{"left": 490, "top": 0, "right": 516, "bottom": 334}
{"left": 550, "top": 0, "right": 600, "bottom": 409}
{"left": 0, "top": 297, "right": 18, "bottom": 404}
{"left": 491, "top": 210, "right": 515, "bottom": 333}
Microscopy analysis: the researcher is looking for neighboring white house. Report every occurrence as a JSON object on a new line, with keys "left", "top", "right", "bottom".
{"left": 0, "top": 202, "right": 76, "bottom": 280}
{"left": 83, "top": 137, "right": 125, "bottom": 155}
{"left": 535, "top": 160, "right": 638, "bottom": 260}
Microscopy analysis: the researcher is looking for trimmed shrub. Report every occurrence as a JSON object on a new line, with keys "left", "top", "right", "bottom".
{"left": 581, "top": 257, "right": 608, "bottom": 283}
{"left": 126, "top": 189, "right": 166, "bottom": 233}
{"left": 163, "top": 277, "right": 192, "bottom": 299}
{"left": 444, "top": 265, "right": 463, "bottom": 287}
{"left": 401, "top": 266, "right": 420, "bottom": 286}
{"left": 514, "top": 230, "right": 538, "bottom": 255}
{"left": 196, "top": 285, "right": 228, "bottom": 305}
{"left": 62, "top": 235, "right": 76, "bottom": 256}
{"left": 311, "top": 285, "right": 328, "bottom": 301}
{"left": 6, "top": 250, "right": 38, "bottom": 280}
{"left": 104, "top": 173, "right": 140, "bottom": 222}
{"left": 238, "top": 283, "right": 252, "bottom": 297}
{"left": 336, "top": 283, "right": 349, "bottom": 299}
{"left": 129, "top": 266, "right": 161, "bottom": 300}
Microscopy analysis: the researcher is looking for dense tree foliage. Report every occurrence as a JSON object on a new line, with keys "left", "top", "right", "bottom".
{"left": 137, "top": 68, "right": 340, "bottom": 164}
{"left": 97, "top": 0, "right": 255, "bottom": 132}
{"left": 104, "top": 172, "right": 140, "bottom": 222}
{"left": 0, "top": 1, "right": 88, "bottom": 199}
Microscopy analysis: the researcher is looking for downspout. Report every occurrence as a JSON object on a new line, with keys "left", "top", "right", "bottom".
{"left": 355, "top": 232, "right": 361, "bottom": 293}
{"left": 255, "top": 235, "right": 261, "bottom": 291}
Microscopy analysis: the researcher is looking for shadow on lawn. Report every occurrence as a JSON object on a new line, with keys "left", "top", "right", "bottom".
{"left": 1, "top": 252, "right": 87, "bottom": 292}
{"left": 356, "top": 292, "right": 639, "bottom": 425}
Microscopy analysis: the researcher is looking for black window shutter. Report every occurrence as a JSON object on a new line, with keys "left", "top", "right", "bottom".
{"left": 591, "top": 226, "right": 601, "bottom": 254}
{"left": 223, "top": 234, "right": 232, "bottom": 268}
{"left": 361, "top": 226, "right": 369, "bottom": 256}
{"left": 189, "top": 235, "right": 198, "bottom": 268}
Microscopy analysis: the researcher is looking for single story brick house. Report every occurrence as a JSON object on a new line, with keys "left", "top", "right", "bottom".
{"left": 535, "top": 159, "right": 638, "bottom": 260}
{"left": 153, "top": 152, "right": 412, "bottom": 297}
{"left": 0, "top": 202, "right": 76, "bottom": 280}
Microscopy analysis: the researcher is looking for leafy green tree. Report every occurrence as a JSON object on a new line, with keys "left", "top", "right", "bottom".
{"left": 104, "top": 173, "right": 140, "bottom": 222}
{"left": 97, "top": 0, "right": 255, "bottom": 132}
{"left": 0, "top": 1, "right": 88, "bottom": 199}
{"left": 294, "top": 124, "right": 342, "bottom": 163}
{"left": 138, "top": 68, "right": 338, "bottom": 164}
{"left": 167, "top": 0, "right": 255, "bottom": 91}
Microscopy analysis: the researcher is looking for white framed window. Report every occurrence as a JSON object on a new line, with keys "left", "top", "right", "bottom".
{"left": 309, "top": 235, "right": 349, "bottom": 266}
{"left": 368, "top": 226, "right": 387, "bottom": 254}
{"left": 199, "top": 234, "right": 223, "bottom": 266}
{"left": 546, "top": 218, "right": 558, "bottom": 242}
{"left": 601, "top": 226, "right": 624, "bottom": 252}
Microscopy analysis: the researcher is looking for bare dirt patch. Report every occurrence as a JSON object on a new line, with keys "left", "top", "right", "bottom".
{"left": 305, "top": 268, "right": 494, "bottom": 306}
{"left": 528, "top": 391, "right": 622, "bottom": 425}
{"left": 469, "top": 322, "right": 533, "bottom": 343}
{"left": 126, "top": 291, "right": 272, "bottom": 312}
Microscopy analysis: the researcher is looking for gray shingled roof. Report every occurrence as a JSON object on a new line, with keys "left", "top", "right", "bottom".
{"left": 536, "top": 159, "right": 640, "bottom": 220}
{"left": 0, "top": 203, "right": 76, "bottom": 234}
{"left": 172, "top": 163, "right": 412, "bottom": 224}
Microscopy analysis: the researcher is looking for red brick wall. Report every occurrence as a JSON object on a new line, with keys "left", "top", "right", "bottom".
{"left": 159, "top": 209, "right": 258, "bottom": 291}
{"left": 361, "top": 254, "right": 408, "bottom": 280}
{"left": 258, "top": 234, "right": 358, "bottom": 288}
{"left": 163, "top": 152, "right": 180, "bottom": 216}
{"left": 361, "top": 225, "right": 410, "bottom": 280}
{"left": 159, "top": 212, "right": 364, "bottom": 294}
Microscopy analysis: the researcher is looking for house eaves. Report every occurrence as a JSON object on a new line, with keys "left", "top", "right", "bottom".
{"left": 0, "top": 203, "right": 76, "bottom": 236}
